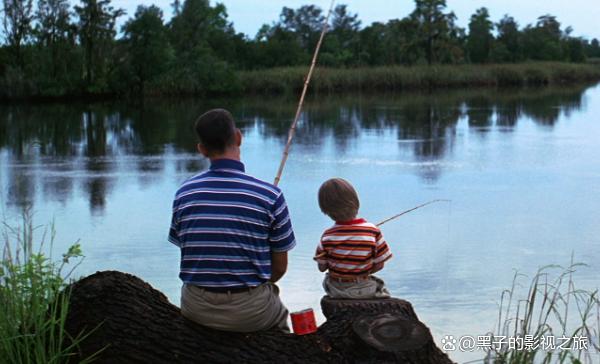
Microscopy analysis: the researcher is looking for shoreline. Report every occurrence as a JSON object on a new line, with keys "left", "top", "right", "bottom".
{"left": 240, "top": 62, "right": 600, "bottom": 94}
{"left": 2, "top": 62, "right": 600, "bottom": 104}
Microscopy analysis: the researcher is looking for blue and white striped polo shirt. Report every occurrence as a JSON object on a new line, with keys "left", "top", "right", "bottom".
{"left": 169, "top": 158, "right": 296, "bottom": 288}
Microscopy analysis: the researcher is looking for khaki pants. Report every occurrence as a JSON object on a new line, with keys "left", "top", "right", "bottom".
{"left": 323, "top": 274, "right": 391, "bottom": 299}
{"left": 181, "top": 282, "right": 290, "bottom": 333}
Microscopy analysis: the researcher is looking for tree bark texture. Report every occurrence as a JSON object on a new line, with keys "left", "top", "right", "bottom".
{"left": 65, "top": 271, "right": 455, "bottom": 363}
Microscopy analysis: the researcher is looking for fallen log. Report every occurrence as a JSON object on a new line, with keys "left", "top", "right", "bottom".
{"left": 65, "top": 271, "right": 454, "bottom": 363}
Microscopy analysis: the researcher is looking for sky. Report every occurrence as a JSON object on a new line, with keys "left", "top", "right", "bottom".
{"left": 110, "top": 0, "right": 600, "bottom": 40}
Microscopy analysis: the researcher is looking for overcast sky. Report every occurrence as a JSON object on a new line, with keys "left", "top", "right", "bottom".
{"left": 111, "top": 0, "right": 600, "bottom": 40}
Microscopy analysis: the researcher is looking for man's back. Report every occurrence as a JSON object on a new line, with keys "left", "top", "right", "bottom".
{"left": 171, "top": 109, "right": 294, "bottom": 332}
{"left": 169, "top": 159, "right": 296, "bottom": 289}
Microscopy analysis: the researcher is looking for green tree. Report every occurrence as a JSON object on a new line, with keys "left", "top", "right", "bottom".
{"left": 279, "top": 5, "right": 324, "bottom": 52}
{"left": 522, "top": 15, "right": 564, "bottom": 61}
{"left": 170, "top": 0, "right": 181, "bottom": 16}
{"left": 122, "top": 5, "right": 172, "bottom": 93}
{"left": 167, "top": 0, "right": 236, "bottom": 93}
{"left": 253, "top": 24, "right": 306, "bottom": 68}
{"left": 410, "top": 0, "right": 462, "bottom": 64}
{"left": 466, "top": 7, "right": 493, "bottom": 63}
{"left": 358, "top": 22, "right": 387, "bottom": 65}
{"left": 74, "top": 0, "right": 124, "bottom": 89}
{"left": 322, "top": 4, "right": 361, "bottom": 66}
{"left": 2, "top": 0, "right": 34, "bottom": 67}
{"left": 565, "top": 37, "right": 585, "bottom": 62}
{"left": 34, "top": 0, "right": 79, "bottom": 87}
{"left": 389, "top": 18, "right": 424, "bottom": 65}
{"left": 587, "top": 38, "right": 600, "bottom": 58}
{"left": 493, "top": 15, "right": 520, "bottom": 62}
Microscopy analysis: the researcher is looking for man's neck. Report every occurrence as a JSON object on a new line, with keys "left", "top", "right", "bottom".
{"left": 209, "top": 148, "right": 240, "bottom": 162}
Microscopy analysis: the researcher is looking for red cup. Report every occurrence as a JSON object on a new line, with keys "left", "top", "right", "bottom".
{"left": 290, "top": 308, "right": 317, "bottom": 335}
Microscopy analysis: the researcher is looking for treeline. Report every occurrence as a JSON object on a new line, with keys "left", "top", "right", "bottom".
{"left": 1, "top": 0, "right": 600, "bottom": 99}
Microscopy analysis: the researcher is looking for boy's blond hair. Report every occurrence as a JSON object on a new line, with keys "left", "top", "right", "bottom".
{"left": 318, "top": 178, "right": 360, "bottom": 222}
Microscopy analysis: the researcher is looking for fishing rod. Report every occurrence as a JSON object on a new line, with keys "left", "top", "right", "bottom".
{"left": 313, "top": 199, "right": 450, "bottom": 259}
{"left": 274, "top": 0, "right": 336, "bottom": 186}
{"left": 376, "top": 199, "right": 451, "bottom": 226}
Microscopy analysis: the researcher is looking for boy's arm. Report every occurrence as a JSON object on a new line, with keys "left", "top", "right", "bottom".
{"left": 314, "top": 242, "right": 328, "bottom": 272}
{"left": 370, "top": 262, "right": 384, "bottom": 274}
{"left": 371, "top": 228, "right": 392, "bottom": 272}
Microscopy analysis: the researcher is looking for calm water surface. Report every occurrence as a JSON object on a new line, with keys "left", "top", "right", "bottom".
{"left": 2, "top": 85, "right": 600, "bottom": 362}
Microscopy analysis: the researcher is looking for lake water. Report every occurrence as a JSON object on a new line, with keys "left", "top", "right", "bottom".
{"left": 1, "top": 84, "right": 600, "bottom": 362}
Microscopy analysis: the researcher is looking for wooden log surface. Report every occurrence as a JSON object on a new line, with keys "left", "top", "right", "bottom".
{"left": 65, "top": 271, "right": 455, "bottom": 363}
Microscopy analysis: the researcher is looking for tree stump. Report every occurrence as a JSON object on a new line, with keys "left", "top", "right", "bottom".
{"left": 65, "top": 271, "right": 454, "bottom": 363}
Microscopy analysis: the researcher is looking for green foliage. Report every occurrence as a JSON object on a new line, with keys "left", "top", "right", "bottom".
{"left": 321, "top": 4, "right": 361, "bottom": 67}
{"left": 467, "top": 7, "right": 493, "bottom": 63}
{"left": 31, "top": 0, "right": 82, "bottom": 96}
{"left": 2, "top": 0, "right": 34, "bottom": 67}
{"left": 586, "top": 39, "right": 600, "bottom": 58}
{"left": 494, "top": 16, "right": 521, "bottom": 62}
{"left": 239, "top": 63, "right": 600, "bottom": 94}
{"left": 74, "top": 0, "right": 125, "bottom": 90}
{"left": 0, "top": 211, "right": 100, "bottom": 363}
{"left": 566, "top": 38, "right": 586, "bottom": 63}
{"left": 0, "top": 0, "right": 599, "bottom": 99}
{"left": 410, "top": 0, "right": 464, "bottom": 65}
{"left": 360, "top": 18, "right": 424, "bottom": 66}
{"left": 122, "top": 5, "right": 173, "bottom": 93}
{"left": 279, "top": 5, "right": 324, "bottom": 51}
{"left": 166, "top": 0, "right": 239, "bottom": 94}
{"left": 253, "top": 26, "right": 307, "bottom": 68}
{"left": 522, "top": 15, "right": 565, "bottom": 62}
{"left": 487, "top": 260, "right": 600, "bottom": 363}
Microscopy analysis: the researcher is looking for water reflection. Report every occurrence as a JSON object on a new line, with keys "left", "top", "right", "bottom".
{"left": 0, "top": 84, "right": 592, "bottom": 211}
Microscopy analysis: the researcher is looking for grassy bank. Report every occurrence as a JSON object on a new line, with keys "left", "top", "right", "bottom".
{"left": 239, "top": 62, "right": 600, "bottom": 94}
{"left": 0, "top": 212, "right": 98, "bottom": 363}
{"left": 4, "top": 62, "right": 600, "bottom": 103}
{"left": 487, "top": 261, "right": 599, "bottom": 363}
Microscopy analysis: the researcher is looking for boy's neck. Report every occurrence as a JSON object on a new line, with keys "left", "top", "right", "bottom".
{"left": 335, "top": 217, "right": 366, "bottom": 225}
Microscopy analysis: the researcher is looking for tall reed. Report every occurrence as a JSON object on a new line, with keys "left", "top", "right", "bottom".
{"left": 239, "top": 63, "right": 600, "bottom": 94}
{"left": 0, "top": 210, "right": 99, "bottom": 363}
{"left": 485, "top": 259, "right": 600, "bottom": 364}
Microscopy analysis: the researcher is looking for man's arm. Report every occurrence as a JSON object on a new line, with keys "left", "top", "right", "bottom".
{"left": 270, "top": 251, "right": 288, "bottom": 283}
{"left": 268, "top": 192, "right": 296, "bottom": 282}
{"left": 168, "top": 197, "right": 181, "bottom": 247}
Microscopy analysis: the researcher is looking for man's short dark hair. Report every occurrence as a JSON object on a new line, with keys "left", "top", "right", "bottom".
{"left": 194, "top": 109, "right": 236, "bottom": 154}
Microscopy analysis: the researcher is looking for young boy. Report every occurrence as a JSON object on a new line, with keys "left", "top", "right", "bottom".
{"left": 314, "top": 178, "right": 392, "bottom": 299}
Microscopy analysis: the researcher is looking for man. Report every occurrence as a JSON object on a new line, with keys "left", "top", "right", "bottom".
{"left": 168, "top": 108, "right": 296, "bottom": 332}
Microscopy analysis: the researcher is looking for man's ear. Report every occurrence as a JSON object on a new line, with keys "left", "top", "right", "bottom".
{"left": 197, "top": 143, "right": 210, "bottom": 157}
{"left": 235, "top": 128, "right": 242, "bottom": 147}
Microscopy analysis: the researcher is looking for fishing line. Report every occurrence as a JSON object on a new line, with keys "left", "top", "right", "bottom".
{"left": 376, "top": 199, "right": 452, "bottom": 226}
{"left": 274, "top": 0, "right": 336, "bottom": 186}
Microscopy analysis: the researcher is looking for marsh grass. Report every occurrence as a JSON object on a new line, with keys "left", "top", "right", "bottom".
{"left": 239, "top": 63, "right": 600, "bottom": 94}
{"left": 484, "top": 259, "right": 600, "bottom": 364}
{"left": 0, "top": 210, "right": 99, "bottom": 363}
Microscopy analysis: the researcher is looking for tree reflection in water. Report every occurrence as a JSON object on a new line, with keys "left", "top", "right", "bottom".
{"left": 0, "top": 84, "right": 592, "bottom": 212}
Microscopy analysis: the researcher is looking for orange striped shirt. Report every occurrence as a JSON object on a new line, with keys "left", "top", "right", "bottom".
{"left": 314, "top": 218, "right": 392, "bottom": 278}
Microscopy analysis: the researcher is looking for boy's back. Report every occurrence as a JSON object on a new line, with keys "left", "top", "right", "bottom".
{"left": 313, "top": 177, "right": 393, "bottom": 299}
{"left": 316, "top": 218, "right": 392, "bottom": 279}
